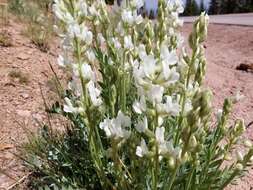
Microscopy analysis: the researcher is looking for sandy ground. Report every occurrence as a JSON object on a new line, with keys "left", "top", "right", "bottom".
{"left": 0, "top": 19, "right": 253, "bottom": 189}
{"left": 0, "top": 19, "right": 62, "bottom": 189}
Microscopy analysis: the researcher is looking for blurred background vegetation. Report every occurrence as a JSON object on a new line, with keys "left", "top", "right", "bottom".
{"left": 183, "top": 0, "right": 253, "bottom": 16}
{"left": 8, "top": 0, "right": 54, "bottom": 52}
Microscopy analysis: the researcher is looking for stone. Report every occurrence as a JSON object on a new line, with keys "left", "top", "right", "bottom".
{"left": 17, "top": 53, "right": 29, "bottom": 60}
{"left": 20, "top": 93, "right": 29, "bottom": 99}
{"left": 16, "top": 110, "right": 31, "bottom": 117}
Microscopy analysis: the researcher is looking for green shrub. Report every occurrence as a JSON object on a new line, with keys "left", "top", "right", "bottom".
{"left": 8, "top": 0, "right": 25, "bottom": 16}
{"left": 9, "top": 0, "right": 53, "bottom": 52}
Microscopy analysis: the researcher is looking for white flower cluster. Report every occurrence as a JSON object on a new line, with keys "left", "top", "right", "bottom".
{"left": 136, "top": 126, "right": 181, "bottom": 160}
{"left": 133, "top": 44, "right": 180, "bottom": 111}
{"left": 53, "top": 0, "right": 185, "bottom": 163}
{"left": 54, "top": 0, "right": 103, "bottom": 108}
{"left": 100, "top": 111, "right": 131, "bottom": 140}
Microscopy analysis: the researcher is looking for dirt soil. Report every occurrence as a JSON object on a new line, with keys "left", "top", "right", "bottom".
{"left": 0, "top": 19, "right": 253, "bottom": 189}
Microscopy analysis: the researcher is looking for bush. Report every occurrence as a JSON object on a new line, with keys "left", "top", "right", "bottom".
{"left": 9, "top": 0, "right": 53, "bottom": 52}
{"left": 8, "top": 70, "right": 29, "bottom": 84}
{"left": 183, "top": 0, "right": 200, "bottom": 16}
{"left": 0, "top": 30, "right": 12, "bottom": 47}
{"left": 8, "top": 0, "right": 25, "bottom": 16}
{"left": 24, "top": 0, "right": 253, "bottom": 189}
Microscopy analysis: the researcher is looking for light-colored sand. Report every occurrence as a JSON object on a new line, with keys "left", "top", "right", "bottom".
{"left": 0, "top": 19, "right": 253, "bottom": 189}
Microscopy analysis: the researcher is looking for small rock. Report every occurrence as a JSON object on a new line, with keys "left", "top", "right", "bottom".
{"left": 17, "top": 53, "right": 30, "bottom": 60}
{"left": 16, "top": 110, "right": 31, "bottom": 117}
{"left": 20, "top": 93, "right": 29, "bottom": 99}
{"left": 32, "top": 113, "right": 43, "bottom": 121}
{"left": 236, "top": 63, "right": 253, "bottom": 72}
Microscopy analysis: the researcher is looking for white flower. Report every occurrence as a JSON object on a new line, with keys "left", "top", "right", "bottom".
{"left": 137, "top": 44, "right": 147, "bottom": 60}
{"left": 81, "top": 63, "right": 95, "bottom": 82}
{"left": 116, "top": 22, "right": 125, "bottom": 36}
{"left": 135, "top": 116, "right": 148, "bottom": 133}
{"left": 67, "top": 23, "right": 93, "bottom": 44}
{"left": 63, "top": 97, "right": 83, "bottom": 113}
{"left": 116, "top": 110, "right": 131, "bottom": 127}
{"left": 99, "top": 118, "right": 113, "bottom": 137}
{"left": 143, "top": 55, "right": 156, "bottom": 79}
{"left": 85, "top": 31, "right": 93, "bottom": 45}
{"left": 133, "top": 96, "right": 146, "bottom": 114}
{"left": 77, "top": 1, "right": 88, "bottom": 16}
{"left": 111, "top": 37, "right": 121, "bottom": 49}
{"left": 175, "top": 0, "right": 184, "bottom": 14}
{"left": 163, "top": 67, "right": 180, "bottom": 86}
{"left": 147, "top": 85, "right": 164, "bottom": 104}
{"left": 236, "top": 150, "right": 244, "bottom": 161}
{"left": 135, "top": 15, "right": 143, "bottom": 25}
{"left": 243, "top": 139, "right": 252, "bottom": 148}
{"left": 97, "top": 33, "right": 105, "bottom": 45}
{"left": 99, "top": 111, "right": 131, "bottom": 139}
{"left": 158, "top": 116, "right": 164, "bottom": 126}
{"left": 155, "top": 127, "right": 165, "bottom": 144}
{"left": 235, "top": 91, "right": 245, "bottom": 102}
{"left": 68, "top": 78, "right": 82, "bottom": 97}
{"left": 130, "top": 0, "right": 144, "bottom": 9}
{"left": 184, "top": 99, "right": 193, "bottom": 113}
{"left": 57, "top": 55, "right": 65, "bottom": 67}
{"left": 136, "top": 138, "right": 149, "bottom": 157}
{"left": 155, "top": 127, "right": 182, "bottom": 159}
{"left": 157, "top": 96, "right": 180, "bottom": 116}
{"left": 122, "top": 10, "right": 134, "bottom": 25}
{"left": 216, "top": 109, "right": 223, "bottom": 121}
{"left": 87, "top": 81, "right": 102, "bottom": 106}
{"left": 124, "top": 35, "right": 134, "bottom": 49}
{"left": 86, "top": 50, "right": 96, "bottom": 63}
{"left": 89, "top": 5, "right": 98, "bottom": 17}
{"left": 160, "top": 45, "right": 178, "bottom": 66}
{"left": 122, "top": 9, "right": 143, "bottom": 25}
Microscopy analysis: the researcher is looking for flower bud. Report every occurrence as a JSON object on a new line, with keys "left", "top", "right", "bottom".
{"left": 234, "top": 119, "right": 246, "bottom": 137}
{"left": 236, "top": 150, "right": 244, "bottom": 162}
{"left": 216, "top": 109, "right": 223, "bottom": 121}
{"left": 235, "top": 163, "right": 243, "bottom": 171}
{"left": 168, "top": 157, "right": 176, "bottom": 169}
{"left": 189, "top": 135, "right": 198, "bottom": 149}
{"left": 224, "top": 153, "right": 232, "bottom": 161}
{"left": 244, "top": 139, "right": 253, "bottom": 148}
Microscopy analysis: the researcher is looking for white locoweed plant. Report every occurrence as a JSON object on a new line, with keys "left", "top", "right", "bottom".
{"left": 51, "top": 0, "right": 253, "bottom": 189}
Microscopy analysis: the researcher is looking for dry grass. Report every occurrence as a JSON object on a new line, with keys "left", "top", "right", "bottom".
{"left": 8, "top": 70, "right": 29, "bottom": 84}
{"left": 0, "top": 30, "right": 12, "bottom": 47}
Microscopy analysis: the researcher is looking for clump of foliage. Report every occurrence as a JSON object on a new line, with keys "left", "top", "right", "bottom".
{"left": 8, "top": 70, "right": 29, "bottom": 84}
{"left": 23, "top": 124, "right": 102, "bottom": 189}
{"left": 209, "top": 0, "right": 253, "bottom": 15}
{"left": 8, "top": 0, "right": 53, "bottom": 52}
{"left": 8, "top": 0, "right": 25, "bottom": 16}
{"left": 183, "top": 0, "right": 201, "bottom": 16}
{"left": 24, "top": 0, "right": 253, "bottom": 189}
{"left": 0, "top": 30, "right": 12, "bottom": 47}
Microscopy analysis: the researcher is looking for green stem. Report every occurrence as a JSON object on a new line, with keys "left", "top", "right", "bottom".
{"left": 185, "top": 166, "right": 195, "bottom": 190}
{"left": 153, "top": 144, "right": 159, "bottom": 190}
{"left": 167, "top": 165, "right": 179, "bottom": 190}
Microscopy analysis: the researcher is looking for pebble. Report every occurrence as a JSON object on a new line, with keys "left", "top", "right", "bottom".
{"left": 16, "top": 53, "right": 29, "bottom": 60}
{"left": 16, "top": 110, "right": 31, "bottom": 117}
{"left": 20, "top": 93, "right": 29, "bottom": 99}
